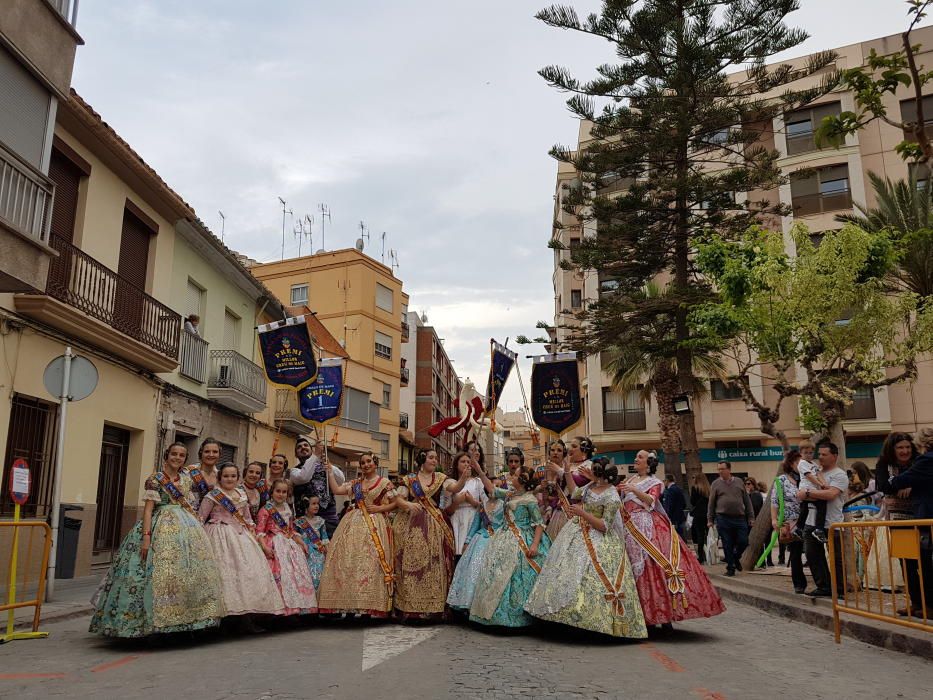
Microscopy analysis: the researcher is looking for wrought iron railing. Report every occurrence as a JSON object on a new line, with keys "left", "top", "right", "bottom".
{"left": 400, "top": 412, "right": 409, "bottom": 430}
{"left": 208, "top": 350, "right": 266, "bottom": 404}
{"left": 401, "top": 319, "right": 410, "bottom": 341}
{"left": 0, "top": 140, "right": 54, "bottom": 245}
{"left": 401, "top": 366, "right": 410, "bottom": 385}
{"left": 47, "top": 0, "right": 79, "bottom": 26}
{"left": 45, "top": 234, "right": 180, "bottom": 358}
{"left": 179, "top": 329, "right": 208, "bottom": 383}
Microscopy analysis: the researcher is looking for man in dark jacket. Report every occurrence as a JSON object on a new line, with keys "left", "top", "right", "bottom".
{"left": 662, "top": 474, "right": 688, "bottom": 540}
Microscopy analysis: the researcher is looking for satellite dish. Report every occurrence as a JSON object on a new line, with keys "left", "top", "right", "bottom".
{"left": 315, "top": 249, "right": 325, "bottom": 254}
{"left": 420, "top": 312, "right": 428, "bottom": 323}
{"left": 355, "top": 238, "right": 365, "bottom": 252}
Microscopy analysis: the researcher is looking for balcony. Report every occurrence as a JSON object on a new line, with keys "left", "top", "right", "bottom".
{"left": 400, "top": 412, "right": 409, "bottom": 430}
{"left": 15, "top": 234, "right": 180, "bottom": 372}
{"left": 842, "top": 386, "right": 877, "bottom": 421}
{"left": 179, "top": 329, "right": 208, "bottom": 383}
{"left": 274, "top": 389, "right": 310, "bottom": 436}
{"left": 791, "top": 190, "right": 852, "bottom": 217}
{"left": 602, "top": 408, "right": 647, "bottom": 432}
{"left": 207, "top": 350, "right": 267, "bottom": 414}
{"left": 401, "top": 366, "right": 410, "bottom": 386}
{"left": 0, "top": 140, "right": 55, "bottom": 292}
{"left": 401, "top": 319, "right": 410, "bottom": 342}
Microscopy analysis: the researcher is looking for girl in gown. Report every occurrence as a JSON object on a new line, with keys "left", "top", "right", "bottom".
{"left": 540, "top": 440, "right": 567, "bottom": 528}
{"left": 446, "top": 440, "right": 487, "bottom": 556}
{"left": 317, "top": 452, "right": 398, "bottom": 616}
{"left": 256, "top": 478, "right": 318, "bottom": 615}
{"left": 242, "top": 461, "right": 269, "bottom": 522}
{"left": 525, "top": 459, "right": 648, "bottom": 639}
{"left": 447, "top": 484, "right": 506, "bottom": 611}
{"left": 295, "top": 495, "right": 329, "bottom": 591}
{"left": 189, "top": 437, "right": 221, "bottom": 491}
{"left": 90, "top": 443, "right": 225, "bottom": 638}
{"left": 545, "top": 436, "right": 594, "bottom": 541}
{"left": 619, "top": 450, "right": 725, "bottom": 627}
{"left": 393, "top": 448, "right": 470, "bottom": 619}
{"left": 198, "top": 463, "right": 284, "bottom": 617}
{"left": 470, "top": 454, "right": 550, "bottom": 628}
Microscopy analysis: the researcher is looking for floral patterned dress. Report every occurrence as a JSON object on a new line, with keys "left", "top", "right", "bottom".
{"left": 295, "top": 514, "right": 329, "bottom": 591}
{"left": 469, "top": 490, "right": 550, "bottom": 627}
{"left": 317, "top": 477, "right": 396, "bottom": 616}
{"left": 256, "top": 502, "right": 318, "bottom": 614}
{"left": 89, "top": 469, "right": 225, "bottom": 637}
{"left": 447, "top": 497, "right": 505, "bottom": 610}
{"left": 620, "top": 475, "right": 725, "bottom": 626}
{"left": 393, "top": 473, "right": 456, "bottom": 619}
{"left": 525, "top": 485, "right": 647, "bottom": 638}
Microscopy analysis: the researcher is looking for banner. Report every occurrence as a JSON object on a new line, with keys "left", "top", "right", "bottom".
{"left": 530, "top": 353, "right": 582, "bottom": 435}
{"left": 257, "top": 315, "right": 318, "bottom": 389}
{"left": 484, "top": 340, "right": 517, "bottom": 414}
{"left": 298, "top": 357, "right": 344, "bottom": 426}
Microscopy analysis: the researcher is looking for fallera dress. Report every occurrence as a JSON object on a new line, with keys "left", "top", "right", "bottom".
{"left": 525, "top": 484, "right": 648, "bottom": 639}
{"left": 469, "top": 490, "right": 550, "bottom": 628}
{"left": 242, "top": 479, "right": 269, "bottom": 522}
{"left": 450, "top": 476, "right": 485, "bottom": 555}
{"left": 317, "top": 477, "right": 396, "bottom": 616}
{"left": 620, "top": 475, "right": 725, "bottom": 626}
{"left": 545, "top": 464, "right": 591, "bottom": 541}
{"left": 295, "top": 514, "right": 329, "bottom": 591}
{"left": 256, "top": 502, "right": 318, "bottom": 614}
{"left": 393, "top": 473, "right": 456, "bottom": 619}
{"left": 89, "top": 468, "right": 225, "bottom": 638}
{"left": 447, "top": 497, "right": 505, "bottom": 610}
{"left": 199, "top": 487, "right": 284, "bottom": 616}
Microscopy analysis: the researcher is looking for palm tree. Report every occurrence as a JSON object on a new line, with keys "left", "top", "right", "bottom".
{"left": 837, "top": 171, "right": 933, "bottom": 303}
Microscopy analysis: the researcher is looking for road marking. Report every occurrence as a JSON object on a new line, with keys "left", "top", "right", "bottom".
{"left": 361, "top": 624, "right": 441, "bottom": 672}
{"left": 693, "top": 688, "right": 728, "bottom": 700}
{"left": 641, "top": 643, "right": 685, "bottom": 673}
{"left": 90, "top": 655, "right": 141, "bottom": 673}
{"left": 0, "top": 673, "right": 67, "bottom": 680}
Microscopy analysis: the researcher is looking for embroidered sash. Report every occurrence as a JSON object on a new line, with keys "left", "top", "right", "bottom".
{"left": 620, "top": 504, "right": 687, "bottom": 610}
{"left": 502, "top": 497, "right": 541, "bottom": 574}
{"left": 187, "top": 468, "right": 209, "bottom": 497}
{"left": 408, "top": 475, "right": 455, "bottom": 550}
{"left": 155, "top": 472, "right": 197, "bottom": 517}
{"left": 294, "top": 516, "right": 326, "bottom": 553}
{"left": 263, "top": 502, "right": 305, "bottom": 547}
{"left": 478, "top": 504, "right": 495, "bottom": 536}
{"left": 353, "top": 479, "right": 395, "bottom": 595}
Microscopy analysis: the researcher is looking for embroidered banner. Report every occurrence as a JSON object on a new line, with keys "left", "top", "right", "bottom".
{"left": 257, "top": 315, "right": 318, "bottom": 389}
{"left": 298, "top": 357, "right": 344, "bottom": 426}
{"left": 530, "top": 353, "right": 582, "bottom": 434}
{"left": 484, "top": 340, "right": 517, "bottom": 415}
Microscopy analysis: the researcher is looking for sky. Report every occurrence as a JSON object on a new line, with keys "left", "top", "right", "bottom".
{"left": 71, "top": 0, "right": 919, "bottom": 414}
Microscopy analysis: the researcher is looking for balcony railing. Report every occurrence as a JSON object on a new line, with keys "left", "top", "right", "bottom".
{"left": 208, "top": 350, "right": 266, "bottom": 405}
{"left": 179, "top": 329, "right": 208, "bottom": 383}
{"left": 401, "top": 319, "right": 410, "bottom": 342}
{"left": 603, "top": 409, "right": 647, "bottom": 432}
{"left": 0, "top": 140, "right": 54, "bottom": 246}
{"left": 401, "top": 366, "right": 410, "bottom": 385}
{"left": 792, "top": 190, "right": 852, "bottom": 217}
{"left": 400, "top": 412, "right": 409, "bottom": 430}
{"left": 46, "top": 234, "right": 180, "bottom": 358}
{"left": 48, "top": 0, "right": 79, "bottom": 27}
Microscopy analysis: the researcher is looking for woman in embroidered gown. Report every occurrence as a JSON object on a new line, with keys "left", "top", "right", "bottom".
{"left": 190, "top": 437, "right": 222, "bottom": 490}
{"left": 446, "top": 440, "right": 487, "bottom": 556}
{"left": 525, "top": 459, "right": 647, "bottom": 639}
{"left": 545, "top": 436, "right": 594, "bottom": 541}
{"left": 447, "top": 482, "right": 506, "bottom": 611}
{"left": 540, "top": 440, "right": 567, "bottom": 525}
{"left": 619, "top": 450, "right": 725, "bottom": 627}
{"left": 199, "top": 463, "right": 284, "bottom": 617}
{"left": 317, "top": 453, "right": 398, "bottom": 616}
{"left": 295, "top": 495, "right": 329, "bottom": 591}
{"left": 256, "top": 479, "right": 318, "bottom": 615}
{"left": 392, "top": 449, "right": 470, "bottom": 619}
{"left": 469, "top": 455, "right": 550, "bottom": 628}
{"left": 90, "top": 443, "right": 225, "bottom": 638}
{"left": 242, "top": 461, "right": 269, "bottom": 522}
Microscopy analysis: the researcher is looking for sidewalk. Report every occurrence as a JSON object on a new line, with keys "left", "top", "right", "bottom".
{"left": 704, "top": 563, "right": 932, "bottom": 657}
{"left": 7, "top": 575, "right": 99, "bottom": 631}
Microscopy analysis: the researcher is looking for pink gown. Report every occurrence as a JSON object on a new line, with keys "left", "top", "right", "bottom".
{"left": 620, "top": 476, "right": 725, "bottom": 625}
{"left": 256, "top": 502, "right": 318, "bottom": 614}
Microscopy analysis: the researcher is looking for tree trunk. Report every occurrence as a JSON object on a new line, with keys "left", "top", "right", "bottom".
{"left": 679, "top": 411, "right": 704, "bottom": 488}
{"left": 828, "top": 420, "right": 847, "bottom": 467}
{"left": 655, "top": 371, "right": 686, "bottom": 489}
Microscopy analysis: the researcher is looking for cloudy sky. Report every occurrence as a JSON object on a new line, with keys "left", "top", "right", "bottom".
{"left": 72, "top": 0, "right": 917, "bottom": 413}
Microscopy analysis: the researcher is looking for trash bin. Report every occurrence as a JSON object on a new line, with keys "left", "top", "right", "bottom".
{"left": 55, "top": 504, "right": 84, "bottom": 579}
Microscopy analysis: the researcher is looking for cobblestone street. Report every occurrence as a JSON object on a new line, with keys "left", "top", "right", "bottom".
{"left": 1, "top": 600, "right": 929, "bottom": 700}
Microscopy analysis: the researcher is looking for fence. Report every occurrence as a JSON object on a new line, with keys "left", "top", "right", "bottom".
{"left": 1, "top": 520, "right": 52, "bottom": 639}
{"left": 828, "top": 518, "right": 932, "bottom": 642}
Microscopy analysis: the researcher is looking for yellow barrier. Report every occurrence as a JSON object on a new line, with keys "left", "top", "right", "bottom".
{"left": 828, "top": 518, "right": 933, "bottom": 643}
{"left": 0, "top": 518, "right": 52, "bottom": 643}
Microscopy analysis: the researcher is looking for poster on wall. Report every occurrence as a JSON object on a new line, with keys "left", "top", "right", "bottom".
{"left": 257, "top": 315, "right": 318, "bottom": 389}
{"left": 298, "top": 357, "right": 344, "bottom": 426}
{"left": 484, "top": 340, "right": 517, "bottom": 415}
{"left": 530, "top": 353, "right": 582, "bottom": 435}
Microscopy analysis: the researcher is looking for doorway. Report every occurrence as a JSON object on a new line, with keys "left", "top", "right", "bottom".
{"left": 92, "top": 425, "right": 131, "bottom": 563}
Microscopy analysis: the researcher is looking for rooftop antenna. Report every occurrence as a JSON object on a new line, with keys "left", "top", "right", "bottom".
{"left": 218, "top": 211, "right": 226, "bottom": 243}
{"left": 277, "top": 197, "right": 293, "bottom": 260}
{"left": 380, "top": 232, "right": 387, "bottom": 264}
{"left": 357, "top": 221, "right": 370, "bottom": 252}
{"left": 318, "top": 203, "right": 331, "bottom": 251}
{"left": 295, "top": 213, "right": 314, "bottom": 257}
{"left": 389, "top": 249, "right": 399, "bottom": 276}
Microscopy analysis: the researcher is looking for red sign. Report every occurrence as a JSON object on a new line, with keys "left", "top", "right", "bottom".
{"left": 9, "top": 458, "right": 30, "bottom": 505}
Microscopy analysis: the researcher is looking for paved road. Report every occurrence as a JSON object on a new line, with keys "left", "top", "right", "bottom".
{"left": 0, "top": 601, "right": 928, "bottom": 699}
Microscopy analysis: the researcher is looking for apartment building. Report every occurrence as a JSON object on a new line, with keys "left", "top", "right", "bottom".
{"left": 500, "top": 410, "right": 545, "bottom": 470}
{"left": 250, "top": 250, "right": 408, "bottom": 476}
{"left": 549, "top": 27, "right": 933, "bottom": 484}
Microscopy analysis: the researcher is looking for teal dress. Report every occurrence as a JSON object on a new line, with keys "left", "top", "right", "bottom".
{"left": 447, "top": 498, "right": 505, "bottom": 610}
{"left": 89, "top": 469, "right": 225, "bottom": 638}
{"left": 469, "top": 490, "right": 550, "bottom": 627}
{"left": 295, "top": 514, "right": 329, "bottom": 590}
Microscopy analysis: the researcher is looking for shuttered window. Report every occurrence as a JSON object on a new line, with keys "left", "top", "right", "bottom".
{"left": 375, "top": 283, "right": 393, "bottom": 312}
{"left": 118, "top": 209, "right": 152, "bottom": 289}
{"left": 223, "top": 309, "right": 240, "bottom": 350}
{"left": 340, "top": 387, "right": 370, "bottom": 429}
{"left": 48, "top": 148, "right": 83, "bottom": 244}
{"left": 0, "top": 45, "right": 52, "bottom": 168}
{"left": 375, "top": 330, "right": 392, "bottom": 359}
{"left": 186, "top": 279, "right": 204, "bottom": 319}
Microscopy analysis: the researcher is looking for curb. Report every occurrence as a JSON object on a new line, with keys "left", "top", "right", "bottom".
{"left": 15, "top": 605, "right": 93, "bottom": 632}
{"left": 712, "top": 575, "right": 933, "bottom": 658}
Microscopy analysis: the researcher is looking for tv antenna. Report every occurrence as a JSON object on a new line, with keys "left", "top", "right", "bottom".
{"left": 389, "top": 249, "right": 399, "bottom": 276}
{"left": 218, "top": 211, "right": 226, "bottom": 243}
{"left": 380, "top": 232, "right": 387, "bottom": 264}
{"left": 318, "top": 203, "right": 331, "bottom": 251}
{"left": 356, "top": 221, "right": 370, "bottom": 252}
{"left": 295, "top": 214, "right": 314, "bottom": 256}
{"left": 277, "top": 197, "right": 293, "bottom": 260}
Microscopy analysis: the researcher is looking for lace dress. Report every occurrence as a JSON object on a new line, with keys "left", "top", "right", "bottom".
{"left": 447, "top": 498, "right": 505, "bottom": 610}
{"left": 256, "top": 503, "right": 318, "bottom": 614}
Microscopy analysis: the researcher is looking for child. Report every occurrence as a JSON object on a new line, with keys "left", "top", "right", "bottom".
{"left": 256, "top": 479, "right": 318, "bottom": 614}
{"left": 793, "top": 458, "right": 829, "bottom": 543}
{"left": 241, "top": 461, "right": 269, "bottom": 522}
{"left": 294, "top": 495, "right": 329, "bottom": 591}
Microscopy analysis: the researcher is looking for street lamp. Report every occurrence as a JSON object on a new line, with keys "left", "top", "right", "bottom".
{"left": 672, "top": 393, "right": 692, "bottom": 414}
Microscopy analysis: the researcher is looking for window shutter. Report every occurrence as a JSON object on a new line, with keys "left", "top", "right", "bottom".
{"left": 48, "top": 149, "right": 82, "bottom": 244}
{"left": 185, "top": 280, "right": 203, "bottom": 319}
{"left": 376, "top": 283, "right": 393, "bottom": 312}
{"left": 223, "top": 310, "right": 240, "bottom": 349}
{"left": 0, "top": 45, "right": 52, "bottom": 168}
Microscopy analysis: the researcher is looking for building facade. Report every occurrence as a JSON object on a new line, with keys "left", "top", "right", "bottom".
{"left": 549, "top": 27, "right": 933, "bottom": 485}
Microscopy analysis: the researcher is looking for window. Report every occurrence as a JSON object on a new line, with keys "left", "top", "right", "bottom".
{"left": 571, "top": 289, "right": 583, "bottom": 309}
{"left": 185, "top": 279, "right": 205, "bottom": 323}
{"left": 784, "top": 102, "right": 841, "bottom": 155}
{"left": 382, "top": 382, "right": 391, "bottom": 409}
{"left": 909, "top": 162, "right": 931, "bottom": 190}
{"left": 601, "top": 388, "right": 646, "bottom": 431}
{"left": 290, "top": 284, "right": 308, "bottom": 306}
{"left": 790, "top": 165, "right": 852, "bottom": 216}
{"left": 376, "top": 283, "right": 394, "bottom": 312}
{"left": 375, "top": 330, "right": 392, "bottom": 359}
{"left": 844, "top": 385, "right": 877, "bottom": 420}
{"left": 1, "top": 394, "right": 58, "bottom": 517}
{"left": 373, "top": 432, "right": 390, "bottom": 458}
{"left": 369, "top": 402, "right": 381, "bottom": 433}
{"left": 340, "top": 387, "right": 371, "bottom": 429}
{"left": 899, "top": 95, "right": 933, "bottom": 141}
{"left": 568, "top": 237, "right": 581, "bottom": 261}
{"left": 711, "top": 379, "right": 743, "bottom": 401}
{"left": 223, "top": 309, "right": 241, "bottom": 350}
{"left": 599, "top": 275, "right": 622, "bottom": 295}
{"left": 708, "top": 128, "right": 730, "bottom": 146}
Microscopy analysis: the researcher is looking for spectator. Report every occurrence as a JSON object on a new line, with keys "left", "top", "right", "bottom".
{"left": 184, "top": 314, "right": 200, "bottom": 336}
{"left": 745, "top": 478, "right": 764, "bottom": 517}
{"left": 793, "top": 454, "right": 830, "bottom": 544}
{"left": 690, "top": 474, "right": 711, "bottom": 564}
{"left": 661, "top": 474, "right": 688, "bottom": 540}
{"left": 708, "top": 461, "right": 754, "bottom": 576}
{"left": 771, "top": 450, "right": 809, "bottom": 594}
{"left": 798, "top": 442, "right": 849, "bottom": 598}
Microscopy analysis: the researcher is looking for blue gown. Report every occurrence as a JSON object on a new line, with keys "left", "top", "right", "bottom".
{"left": 446, "top": 498, "right": 504, "bottom": 610}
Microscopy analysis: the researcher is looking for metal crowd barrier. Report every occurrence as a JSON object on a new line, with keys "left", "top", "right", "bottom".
{"left": 1, "top": 519, "right": 52, "bottom": 641}
{"left": 828, "top": 518, "right": 933, "bottom": 642}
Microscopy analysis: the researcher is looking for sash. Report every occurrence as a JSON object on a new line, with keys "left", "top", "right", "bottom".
{"left": 502, "top": 497, "right": 541, "bottom": 574}
{"left": 408, "top": 475, "right": 456, "bottom": 551}
{"left": 187, "top": 468, "right": 209, "bottom": 497}
{"left": 294, "top": 516, "right": 326, "bottom": 553}
{"left": 155, "top": 472, "right": 197, "bottom": 517}
{"left": 478, "top": 504, "right": 495, "bottom": 536}
{"left": 255, "top": 478, "right": 270, "bottom": 500}
{"left": 353, "top": 479, "right": 395, "bottom": 595}
{"left": 620, "top": 505, "right": 688, "bottom": 610}
{"left": 263, "top": 502, "right": 305, "bottom": 547}
{"left": 207, "top": 487, "right": 263, "bottom": 545}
